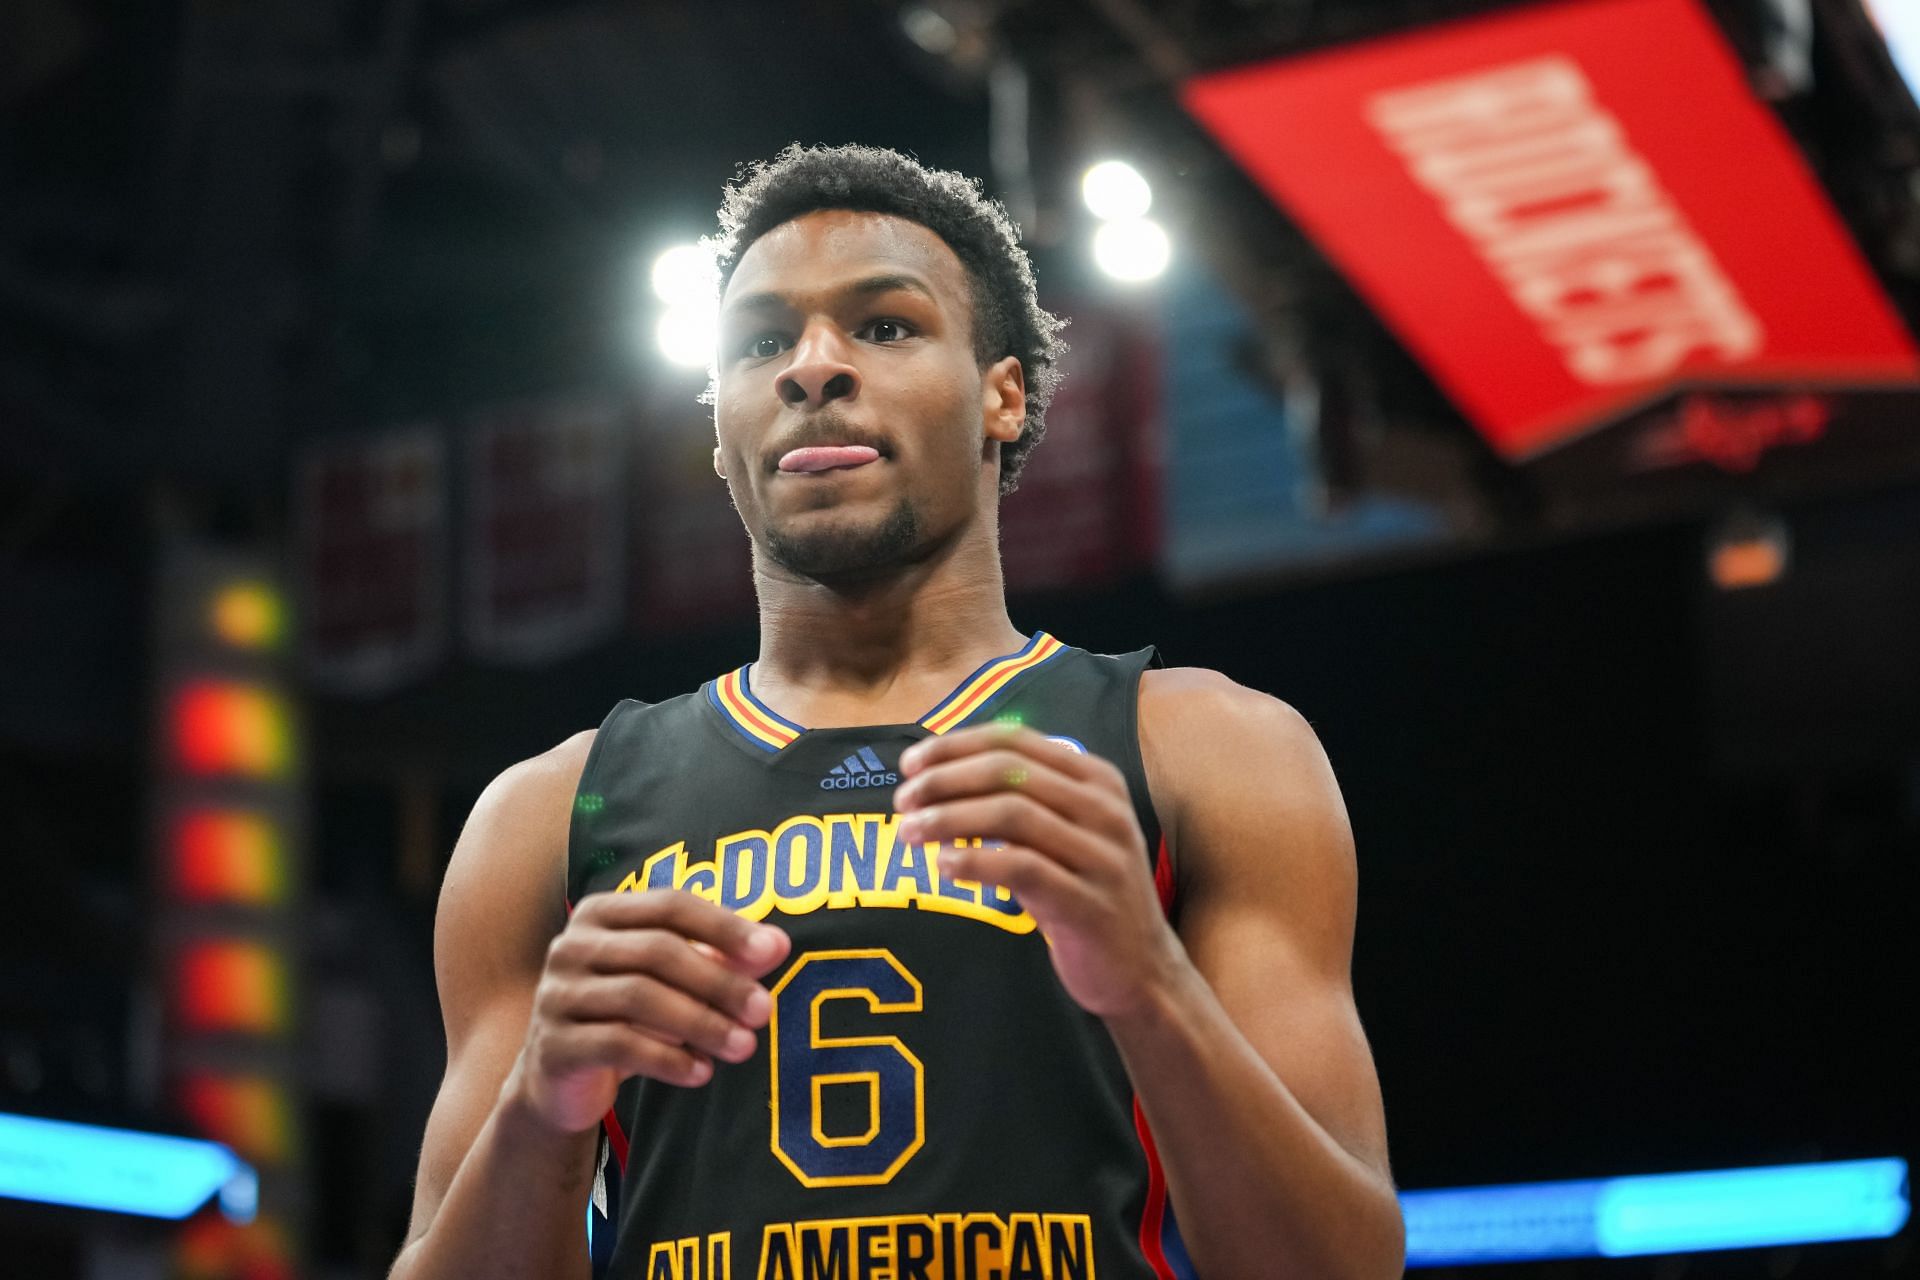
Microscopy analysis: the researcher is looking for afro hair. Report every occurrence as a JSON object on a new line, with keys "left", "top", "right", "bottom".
{"left": 710, "top": 143, "right": 1067, "bottom": 494}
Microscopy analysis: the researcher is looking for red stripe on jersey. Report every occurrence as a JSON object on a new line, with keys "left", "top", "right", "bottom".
{"left": 1132, "top": 1097, "right": 1177, "bottom": 1280}
{"left": 1153, "top": 834, "right": 1175, "bottom": 917}
{"left": 603, "top": 1106, "right": 630, "bottom": 1171}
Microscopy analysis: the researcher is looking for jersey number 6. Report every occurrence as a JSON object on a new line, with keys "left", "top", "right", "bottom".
{"left": 769, "top": 948, "right": 925, "bottom": 1187}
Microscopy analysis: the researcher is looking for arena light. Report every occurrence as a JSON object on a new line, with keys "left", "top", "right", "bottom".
{"left": 0, "top": 1112, "right": 256, "bottom": 1222}
{"left": 655, "top": 306, "right": 718, "bottom": 370}
{"left": 209, "top": 580, "right": 286, "bottom": 651}
{"left": 1706, "top": 510, "right": 1790, "bottom": 590}
{"left": 650, "top": 243, "right": 716, "bottom": 307}
{"left": 174, "top": 1217, "right": 294, "bottom": 1280}
{"left": 177, "top": 1074, "right": 297, "bottom": 1165}
{"left": 1401, "top": 1158, "right": 1910, "bottom": 1267}
{"left": 1081, "top": 160, "right": 1153, "bottom": 221}
{"left": 1092, "top": 217, "right": 1171, "bottom": 282}
{"left": 169, "top": 679, "right": 294, "bottom": 779}
{"left": 178, "top": 940, "right": 291, "bottom": 1035}
{"left": 647, "top": 242, "right": 720, "bottom": 370}
{"left": 899, "top": 4, "right": 959, "bottom": 57}
{"left": 170, "top": 808, "right": 288, "bottom": 906}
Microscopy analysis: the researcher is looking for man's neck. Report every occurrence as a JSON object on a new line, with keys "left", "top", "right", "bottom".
{"left": 746, "top": 523, "right": 1025, "bottom": 730}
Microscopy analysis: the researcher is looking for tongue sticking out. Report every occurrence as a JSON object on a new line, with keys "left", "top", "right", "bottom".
{"left": 778, "top": 445, "right": 881, "bottom": 474}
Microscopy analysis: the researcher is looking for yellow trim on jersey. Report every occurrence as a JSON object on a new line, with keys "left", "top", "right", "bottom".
{"left": 708, "top": 633, "right": 1066, "bottom": 748}
{"left": 713, "top": 666, "right": 801, "bottom": 751}
{"left": 919, "top": 632, "right": 1064, "bottom": 734}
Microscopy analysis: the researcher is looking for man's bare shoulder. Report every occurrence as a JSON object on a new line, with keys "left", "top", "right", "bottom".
{"left": 434, "top": 730, "right": 599, "bottom": 990}
{"left": 1139, "top": 665, "right": 1321, "bottom": 768}
{"left": 502, "top": 728, "right": 599, "bottom": 800}
{"left": 458, "top": 729, "right": 598, "bottom": 854}
{"left": 1138, "top": 666, "right": 1348, "bottom": 890}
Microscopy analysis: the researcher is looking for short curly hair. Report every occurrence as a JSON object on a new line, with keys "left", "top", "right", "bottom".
{"left": 710, "top": 143, "right": 1066, "bottom": 494}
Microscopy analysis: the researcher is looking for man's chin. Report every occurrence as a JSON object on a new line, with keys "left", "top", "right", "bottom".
{"left": 762, "top": 502, "right": 922, "bottom": 581}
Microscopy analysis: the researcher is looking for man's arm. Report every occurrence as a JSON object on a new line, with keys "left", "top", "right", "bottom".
{"left": 892, "top": 669, "right": 1401, "bottom": 1280}
{"left": 1121, "top": 667, "right": 1401, "bottom": 1280}
{"left": 390, "top": 732, "right": 790, "bottom": 1280}
{"left": 389, "top": 733, "right": 599, "bottom": 1280}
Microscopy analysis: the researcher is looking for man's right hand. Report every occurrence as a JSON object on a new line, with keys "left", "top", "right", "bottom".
{"left": 503, "top": 890, "right": 792, "bottom": 1134}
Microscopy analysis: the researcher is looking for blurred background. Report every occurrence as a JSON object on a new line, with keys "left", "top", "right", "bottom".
{"left": 2, "top": 0, "right": 1916, "bottom": 1276}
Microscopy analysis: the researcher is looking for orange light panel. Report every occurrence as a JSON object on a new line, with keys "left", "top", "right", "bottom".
{"left": 177, "top": 1074, "right": 295, "bottom": 1166}
{"left": 171, "top": 810, "right": 288, "bottom": 905}
{"left": 1710, "top": 538, "right": 1787, "bottom": 589}
{"left": 170, "top": 680, "right": 293, "bottom": 778}
{"left": 209, "top": 581, "right": 287, "bottom": 652}
{"left": 177, "top": 941, "right": 289, "bottom": 1035}
{"left": 174, "top": 1214, "right": 296, "bottom": 1280}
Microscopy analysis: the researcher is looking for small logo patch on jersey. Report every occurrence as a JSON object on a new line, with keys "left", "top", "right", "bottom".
{"left": 820, "top": 745, "right": 899, "bottom": 791}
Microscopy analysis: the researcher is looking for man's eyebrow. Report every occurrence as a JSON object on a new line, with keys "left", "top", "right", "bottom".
{"left": 722, "top": 273, "right": 939, "bottom": 318}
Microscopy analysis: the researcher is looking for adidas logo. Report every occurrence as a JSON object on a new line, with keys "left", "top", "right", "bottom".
{"left": 820, "top": 746, "right": 899, "bottom": 791}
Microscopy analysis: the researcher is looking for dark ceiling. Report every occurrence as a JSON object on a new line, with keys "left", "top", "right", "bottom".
{"left": 5, "top": 0, "right": 1920, "bottom": 583}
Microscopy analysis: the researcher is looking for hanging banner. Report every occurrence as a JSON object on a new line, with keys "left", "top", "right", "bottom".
{"left": 297, "top": 426, "right": 447, "bottom": 695}
{"left": 1000, "top": 298, "right": 1162, "bottom": 593}
{"left": 1183, "top": 0, "right": 1920, "bottom": 459}
{"left": 627, "top": 398, "right": 756, "bottom": 637}
{"left": 464, "top": 400, "right": 627, "bottom": 663}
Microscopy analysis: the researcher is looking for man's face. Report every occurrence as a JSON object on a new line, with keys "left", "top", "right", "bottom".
{"left": 711, "top": 210, "right": 1024, "bottom": 581}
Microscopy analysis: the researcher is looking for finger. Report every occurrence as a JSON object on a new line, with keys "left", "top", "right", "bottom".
{"left": 541, "top": 1023, "right": 714, "bottom": 1088}
{"left": 942, "top": 840, "right": 1085, "bottom": 917}
{"left": 900, "top": 723, "right": 1101, "bottom": 781}
{"left": 894, "top": 749, "right": 1131, "bottom": 836}
{"left": 574, "top": 889, "right": 790, "bottom": 974}
{"left": 561, "top": 973, "right": 761, "bottom": 1063}
{"left": 575, "top": 930, "right": 773, "bottom": 1027}
{"left": 896, "top": 793, "right": 1104, "bottom": 872}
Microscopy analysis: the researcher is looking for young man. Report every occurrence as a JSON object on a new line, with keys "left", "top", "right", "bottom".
{"left": 391, "top": 144, "right": 1401, "bottom": 1280}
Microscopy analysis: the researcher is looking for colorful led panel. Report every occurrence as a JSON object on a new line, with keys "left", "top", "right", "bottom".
{"left": 1402, "top": 1157, "right": 1910, "bottom": 1266}
{"left": 174, "top": 1214, "right": 295, "bottom": 1280}
{"left": 177, "top": 1074, "right": 296, "bottom": 1166}
{"left": 177, "top": 941, "right": 290, "bottom": 1035}
{"left": 208, "top": 581, "right": 287, "bottom": 652}
{"left": 170, "top": 809, "right": 288, "bottom": 906}
{"left": 0, "top": 1111, "right": 254, "bottom": 1221}
{"left": 169, "top": 680, "right": 294, "bottom": 779}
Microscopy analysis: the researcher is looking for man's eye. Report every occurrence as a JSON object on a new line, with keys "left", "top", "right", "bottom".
{"left": 863, "top": 318, "right": 912, "bottom": 343}
{"left": 743, "top": 334, "right": 789, "bottom": 359}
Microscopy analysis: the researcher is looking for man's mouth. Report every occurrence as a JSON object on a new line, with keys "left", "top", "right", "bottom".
{"left": 776, "top": 445, "right": 882, "bottom": 474}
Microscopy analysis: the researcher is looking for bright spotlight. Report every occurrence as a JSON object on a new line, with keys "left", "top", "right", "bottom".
{"left": 650, "top": 243, "right": 716, "bottom": 308}
{"left": 1092, "top": 217, "right": 1170, "bottom": 282}
{"left": 655, "top": 305, "right": 716, "bottom": 370}
{"left": 1081, "top": 160, "right": 1153, "bottom": 221}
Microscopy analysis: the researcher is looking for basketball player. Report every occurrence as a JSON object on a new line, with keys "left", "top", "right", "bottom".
{"left": 390, "top": 144, "right": 1402, "bottom": 1280}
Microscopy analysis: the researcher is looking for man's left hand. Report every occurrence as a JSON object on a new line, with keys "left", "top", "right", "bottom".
{"left": 893, "top": 724, "right": 1184, "bottom": 1018}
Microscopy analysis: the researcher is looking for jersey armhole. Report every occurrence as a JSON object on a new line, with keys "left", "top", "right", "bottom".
{"left": 565, "top": 699, "right": 644, "bottom": 911}
{"left": 1122, "top": 648, "right": 1176, "bottom": 916}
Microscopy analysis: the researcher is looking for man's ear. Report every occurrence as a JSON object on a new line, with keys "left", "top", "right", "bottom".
{"left": 713, "top": 445, "right": 727, "bottom": 479}
{"left": 981, "top": 355, "right": 1026, "bottom": 444}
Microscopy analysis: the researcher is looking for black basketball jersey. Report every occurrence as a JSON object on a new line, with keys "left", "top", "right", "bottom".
{"left": 566, "top": 633, "right": 1198, "bottom": 1280}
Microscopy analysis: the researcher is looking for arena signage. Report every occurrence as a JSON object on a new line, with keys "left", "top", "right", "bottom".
{"left": 1183, "top": 0, "right": 1920, "bottom": 458}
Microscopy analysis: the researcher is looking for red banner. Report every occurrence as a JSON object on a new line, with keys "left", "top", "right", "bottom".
{"left": 1000, "top": 298, "right": 1161, "bottom": 593}
{"left": 297, "top": 427, "right": 447, "bottom": 694}
{"left": 1183, "top": 0, "right": 1920, "bottom": 458}
{"left": 628, "top": 395, "right": 757, "bottom": 637}
{"left": 464, "top": 401, "right": 626, "bottom": 663}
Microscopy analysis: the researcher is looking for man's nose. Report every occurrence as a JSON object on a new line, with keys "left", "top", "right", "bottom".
{"left": 775, "top": 324, "right": 861, "bottom": 409}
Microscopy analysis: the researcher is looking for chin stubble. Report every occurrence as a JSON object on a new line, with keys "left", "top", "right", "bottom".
{"left": 763, "top": 498, "right": 923, "bottom": 580}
